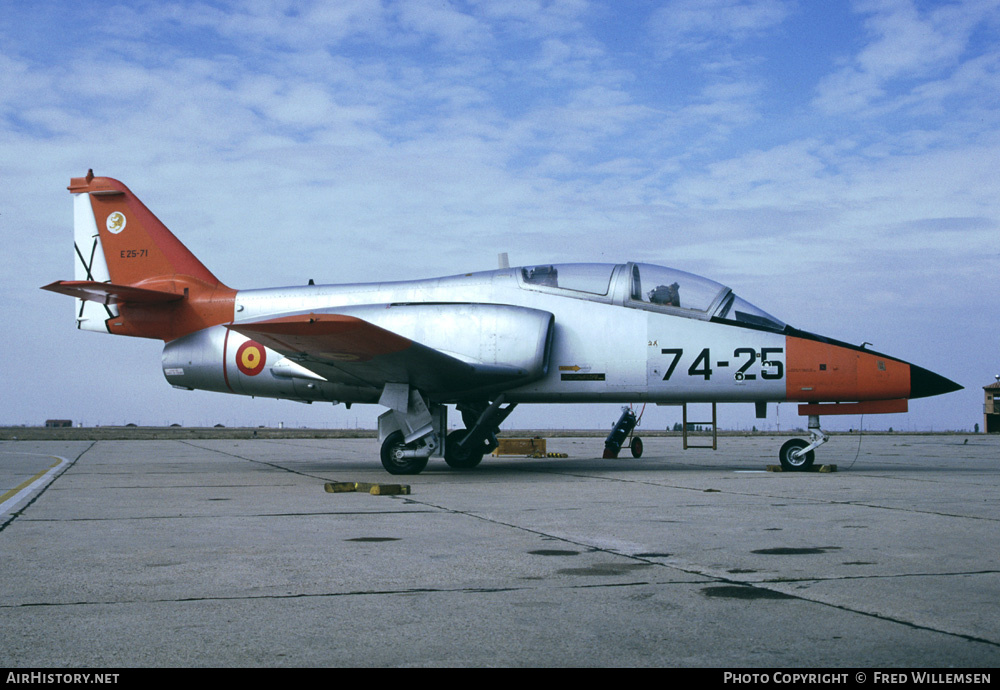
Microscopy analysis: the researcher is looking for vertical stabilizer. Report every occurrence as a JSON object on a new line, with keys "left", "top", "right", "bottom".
{"left": 67, "top": 171, "right": 224, "bottom": 288}
{"left": 52, "top": 171, "right": 237, "bottom": 341}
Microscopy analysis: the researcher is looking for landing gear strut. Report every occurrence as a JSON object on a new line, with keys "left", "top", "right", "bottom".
{"left": 779, "top": 415, "right": 828, "bottom": 471}
{"left": 444, "top": 430, "right": 487, "bottom": 469}
{"left": 445, "top": 397, "right": 518, "bottom": 470}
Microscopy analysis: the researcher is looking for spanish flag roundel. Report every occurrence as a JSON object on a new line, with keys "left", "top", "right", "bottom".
{"left": 236, "top": 340, "right": 266, "bottom": 376}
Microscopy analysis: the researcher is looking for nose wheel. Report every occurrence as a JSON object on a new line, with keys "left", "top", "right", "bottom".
{"left": 779, "top": 438, "right": 815, "bottom": 470}
{"left": 778, "top": 415, "right": 827, "bottom": 471}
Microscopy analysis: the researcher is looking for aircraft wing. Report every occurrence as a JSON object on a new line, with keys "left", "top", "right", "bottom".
{"left": 230, "top": 307, "right": 549, "bottom": 398}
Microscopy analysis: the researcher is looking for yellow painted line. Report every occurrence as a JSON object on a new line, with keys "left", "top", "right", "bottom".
{"left": 0, "top": 456, "right": 66, "bottom": 514}
{"left": 1, "top": 459, "right": 60, "bottom": 502}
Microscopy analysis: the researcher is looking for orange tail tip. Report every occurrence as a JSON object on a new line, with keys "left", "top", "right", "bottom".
{"left": 50, "top": 171, "right": 236, "bottom": 341}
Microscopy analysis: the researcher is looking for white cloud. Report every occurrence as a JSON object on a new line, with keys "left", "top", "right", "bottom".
{"left": 154, "top": 0, "right": 389, "bottom": 49}
{"left": 814, "top": 0, "right": 1000, "bottom": 116}
{"left": 395, "top": 0, "right": 493, "bottom": 51}
{"left": 648, "top": 0, "right": 791, "bottom": 56}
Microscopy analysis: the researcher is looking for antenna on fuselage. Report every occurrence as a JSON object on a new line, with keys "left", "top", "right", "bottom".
{"left": 498, "top": 252, "right": 510, "bottom": 269}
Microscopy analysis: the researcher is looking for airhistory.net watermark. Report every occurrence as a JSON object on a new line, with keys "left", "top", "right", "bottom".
{"left": 6, "top": 674, "right": 119, "bottom": 685}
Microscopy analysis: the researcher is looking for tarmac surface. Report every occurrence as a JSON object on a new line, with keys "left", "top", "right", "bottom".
{"left": 1, "top": 433, "right": 998, "bottom": 668}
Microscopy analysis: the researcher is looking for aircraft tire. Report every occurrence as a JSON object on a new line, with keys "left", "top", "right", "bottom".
{"left": 444, "top": 430, "right": 485, "bottom": 469}
{"left": 779, "top": 438, "right": 814, "bottom": 471}
{"left": 630, "top": 437, "right": 644, "bottom": 458}
{"left": 380, "top": 431, "right": 429, "bottom": 475}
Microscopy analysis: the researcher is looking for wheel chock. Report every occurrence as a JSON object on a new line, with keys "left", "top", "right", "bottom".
{"left": 765, "top": 464, "right": 838, "bottom": 473}
{"left": 367, "top": 483, "right": 410, "bottom": 495}
{"left": 325, "top": 482, "right": 359, "bottom": 493}
{"left": 324, "top": 482, "right": 411, "bottom": 495}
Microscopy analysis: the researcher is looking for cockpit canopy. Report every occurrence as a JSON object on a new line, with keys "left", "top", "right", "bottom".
{"left": 518, "top": 262, "right": 786, "bottom": 332}
{"left": 520, "top": 263, "right": 614, "bottom": 295}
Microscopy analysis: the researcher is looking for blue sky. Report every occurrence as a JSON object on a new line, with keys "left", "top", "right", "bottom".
{"left": 2, "top": 0, "right": 997, "bottom": 432}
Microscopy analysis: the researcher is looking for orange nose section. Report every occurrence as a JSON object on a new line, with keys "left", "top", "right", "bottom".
{"left": 786, "top": 336, "right": 911, "bottom": 402}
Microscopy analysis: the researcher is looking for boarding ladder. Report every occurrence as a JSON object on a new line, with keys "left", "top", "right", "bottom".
{"left": 682, "top": 402, "right": 717, "bottom": 450}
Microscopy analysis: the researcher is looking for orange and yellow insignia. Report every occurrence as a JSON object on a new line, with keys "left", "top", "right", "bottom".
{"left": 236, "top": 339, "right": 266, "bottom": 376}
{"left": 106, "top": 211, "right": 126, "bottom": 234}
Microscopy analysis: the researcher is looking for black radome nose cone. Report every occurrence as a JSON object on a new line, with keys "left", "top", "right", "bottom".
{"left": 910, "top": 365, "right": 963, "bottom": 399}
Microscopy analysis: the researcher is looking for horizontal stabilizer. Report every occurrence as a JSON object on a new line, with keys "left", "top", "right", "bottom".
{"left": 41, "top": 280, "right": 183, "bottom": 305}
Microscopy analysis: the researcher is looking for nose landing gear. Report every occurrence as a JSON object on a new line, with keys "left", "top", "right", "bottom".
{"left": 778, "top": 415, "right": 829, "bottom": 471}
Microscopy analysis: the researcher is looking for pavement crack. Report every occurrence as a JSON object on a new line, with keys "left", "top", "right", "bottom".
{"left": 21, "top": 509, "right": 435, "bottom": 522}
{"left": 178, "top": 441, "right": 349, "bottom": 483}
{"left": 518, "top": 468, "right": 1000, "bottom": 522}
{"left": 0, "top": 580, "right": 673, "bottom": 609}
{"left": 759, "top": 569, "right": 1000, "bottom": 584}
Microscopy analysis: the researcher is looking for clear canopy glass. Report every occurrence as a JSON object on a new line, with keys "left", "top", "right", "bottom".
{"left": 518, "top": 261, "right": 786, "bottom": 331}
{"left": 520, "top": 264, "right": 614, "bottom": 295}
{"left": 628, "top": 263, "right": 726, "bottom": 312}
{"left": 628, "top": 263, "right": 785, "bottom": 329}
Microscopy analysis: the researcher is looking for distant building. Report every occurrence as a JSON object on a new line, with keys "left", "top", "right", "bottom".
{"left": 45, "top": 419, "right": 72, "bottom": 428}
{"left": 985, "top": 380, "right": 1000, "bottom": 433}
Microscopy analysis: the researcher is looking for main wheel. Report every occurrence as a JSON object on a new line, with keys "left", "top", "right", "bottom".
{"left": 380, "top": 431, "right": 429, "bottom": 475}
{"left": 630, "top": 436, "right": 644, "bottom": 458}
{"left": 444, "top": 430, "right": 485, "bottom": 469}
{"left": 779, "top": 438, "right": 815, "bottom": 471}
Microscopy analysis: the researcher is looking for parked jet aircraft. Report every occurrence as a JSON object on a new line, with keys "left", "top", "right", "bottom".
{"left": 44, "top": 171, "right": 962, "bottom": 474}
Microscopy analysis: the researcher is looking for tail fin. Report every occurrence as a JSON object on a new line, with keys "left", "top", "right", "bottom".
{"left": 43, "top": 171, "right": 236, "bottom": 341}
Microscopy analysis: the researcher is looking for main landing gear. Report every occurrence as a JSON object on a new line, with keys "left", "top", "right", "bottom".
{"left": 377, "top": 385, "right": 516, "bottom": 475}
{"left": 778, "top": 414, "right": 829, "bottom": 471}
{"left": 377, "top": 383, "right": 442, "bottom": 475}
